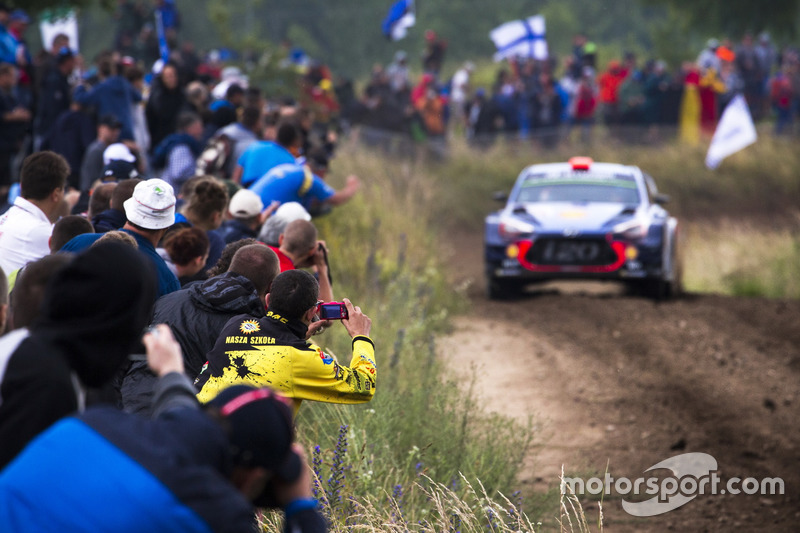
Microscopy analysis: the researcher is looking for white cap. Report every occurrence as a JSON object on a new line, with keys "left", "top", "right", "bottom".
{"left": 123, "top": 179, "right": 176, "bottom": 230}
{"left": 228, "top": 189, "right": 264, "bottom": 218}
{"left": 103, "top": 143, "right": 136, "bottom": 165}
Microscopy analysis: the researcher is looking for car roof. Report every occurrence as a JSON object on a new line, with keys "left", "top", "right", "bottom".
{"left": 519, "top": 161, "right": 642, "bottom": 181}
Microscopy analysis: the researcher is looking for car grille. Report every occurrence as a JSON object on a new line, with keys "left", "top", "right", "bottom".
{"left": 526, "top": 238, "right": 618, "bottom": 266}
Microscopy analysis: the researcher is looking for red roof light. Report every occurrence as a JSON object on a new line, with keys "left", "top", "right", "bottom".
{"left": 569, "top": 156, "right": 593, "bottom": 171}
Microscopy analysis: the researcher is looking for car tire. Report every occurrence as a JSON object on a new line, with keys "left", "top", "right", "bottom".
{"left": 486, "top": 277, "right": 519, "bottom": 300}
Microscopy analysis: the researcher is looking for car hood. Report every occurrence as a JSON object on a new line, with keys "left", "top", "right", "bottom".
{"left": 515, "top": 202, "right": 637, "bottom": 231}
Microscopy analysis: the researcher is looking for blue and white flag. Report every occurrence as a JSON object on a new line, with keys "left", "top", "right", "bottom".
{"left": 705, "top": 94, "right": 757, "bottom": 169}
{"left": 382, "top": 0, "right": 415, "bottom": 41}
{"left": 155, "top": 9, "right": 170, "bottom": 63}
{"left": 490, "top": 15, "right": 548, "bottom": 62}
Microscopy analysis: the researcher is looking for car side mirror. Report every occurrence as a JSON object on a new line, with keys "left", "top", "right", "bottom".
{"left": 654, "top": 193, "right": 670, "bottom": 205}
{"left": 492, "top": 191, "right": 508, "bottom": 203}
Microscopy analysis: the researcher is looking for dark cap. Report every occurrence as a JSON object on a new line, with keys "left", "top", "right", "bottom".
{"left": 102, "top": 160, "right": 139, "bottom": 181}
{"left": 99, "top": 114, "right": 123, "bottom": 129}
{"left": 56, "top": 46, "right": 75, "bottom": 64}
{"left": 305, "top": 147, "right": 329, "bottom": 170}
{"left": 208, "top": 385, "right": 301, "bottom": 481}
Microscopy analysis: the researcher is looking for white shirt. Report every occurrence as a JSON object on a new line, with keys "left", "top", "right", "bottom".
{"left": 451, "top": 68, "right": 470, "bottom": 104}
{"left": 0, "top": 197, "right": 54, "bottom": 276}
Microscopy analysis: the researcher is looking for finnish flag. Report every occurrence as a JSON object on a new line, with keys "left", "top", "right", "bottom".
{"left": 382, "top": 0, "right": 416, "bottom": 41}
{"left": 705, "top": 94, "right": 757, "bottom": 169}
{"left": 490, "top": 15, "right": 548, "bottom": 62}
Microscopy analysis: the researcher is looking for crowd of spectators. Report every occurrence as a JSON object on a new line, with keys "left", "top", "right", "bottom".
{"left": 344, "top": 30, "right": 798, "bottom": 150}
{"left": 0, "top": 3, "right": 382, "bottom": 531}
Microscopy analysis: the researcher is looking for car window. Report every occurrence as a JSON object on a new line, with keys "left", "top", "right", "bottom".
{"left": 517, "top": 179, "right": 640, "bottom": 204}
{"left": 643, "top": 174, "right": 659, "bottom": 203}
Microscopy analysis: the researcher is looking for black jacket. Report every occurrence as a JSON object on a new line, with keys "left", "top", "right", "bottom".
{"left": 0, "top": 243, "right": 156, "bottom": 469}
{"left": 121, "top": 272, "right": 266, "bottom": 414}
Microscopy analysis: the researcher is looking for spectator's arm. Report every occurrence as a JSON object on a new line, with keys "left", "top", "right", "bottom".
{"left": 143, "top": 324, "right": 199, "bottom": 417}
{"left": 325, "top": 175, "right": 360, "bottom": 206}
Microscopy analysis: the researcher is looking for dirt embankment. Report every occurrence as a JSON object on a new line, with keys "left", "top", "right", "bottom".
{"left": 439, "top": 228, "right": 800, "bottom": 532}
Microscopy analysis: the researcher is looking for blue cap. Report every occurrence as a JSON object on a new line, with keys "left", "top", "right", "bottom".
{"left": 10, "top": 9, "right": 30, "bottom": 23}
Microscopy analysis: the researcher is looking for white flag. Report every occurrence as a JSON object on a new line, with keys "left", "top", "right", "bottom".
{"left": 705, "top": 94, "right": 757, "bottom": 169}
{"left": 490, "top": 15, "right": 547, "bottom": 62}
{"left": 39, "top": 9, "right": 79, "bottom": 52}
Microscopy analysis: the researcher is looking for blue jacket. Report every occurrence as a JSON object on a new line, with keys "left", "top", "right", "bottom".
{"left": 74, "top": 76, "right": 141, "bottom": 141}
{"left": 0, "top": 373, "right": 327, "bottom": 533}
{"left": 0, "top": 407, "right": 252, "bottom": 532}
{"left": 238, "top": 141, "right": 296, "bottom": 187}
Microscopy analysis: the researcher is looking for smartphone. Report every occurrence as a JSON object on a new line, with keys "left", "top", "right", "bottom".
{"left": 317, "top": 302, "right": 349, "bottom": 320}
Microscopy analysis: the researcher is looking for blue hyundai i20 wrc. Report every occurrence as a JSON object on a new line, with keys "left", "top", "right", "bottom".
{"left": 484, "top": 157, "right": 682, "bottom": 300}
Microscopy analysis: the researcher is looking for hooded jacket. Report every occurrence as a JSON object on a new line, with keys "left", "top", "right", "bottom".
{"left": 0, "top": 242, "right": 156, "bottom": 469}
{"left": 121, "top": 272, "right": 266, "bottom": 415}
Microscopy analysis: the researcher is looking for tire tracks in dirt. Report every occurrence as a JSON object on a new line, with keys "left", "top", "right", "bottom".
{"left": 439, "top": 229, "right": 800, "bottom": 531}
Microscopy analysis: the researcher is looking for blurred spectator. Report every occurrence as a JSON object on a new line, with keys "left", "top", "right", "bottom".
{"left": 770, "top": 65, "right": 793, "bottom": 135}
{"left": 450, "top": 61, "right": 474, "bottom": 129}
{"left": 125, "top": 64, "right": 150, "bottom": 156}
{"left": 40, "top": 99, "right": 95, "bottom": 192}
{"left": 532, "top": 74, "right": 563, "bottom": 148}
{"left": 151, "top": 111, "right": 204, "bottom": 189}
{"left": 736, "top": 33, "right": 764, "bottom": 118}
{"left": 250, "top": 160, "right": 360, "bottom": 217}
{"left": 215, "top": 105, "right": 262, "bottom": 179}
{"left": 258, "top": 201, "right": 311, "bottom": 247}
{"left": 73, "top": 54, "right": 142, "bottom": 142}
{"left": 386, "top": 50, "right": 410, "bottom": 94}
{"left": 697, "top": 39, "right": 722, "bottom": 74}
{"left": 33, "top": 47, "right": 75, "bottom": 151}
{"left": 573, "top": 67, "right": 598, "bottom": 143}
{"left": 465, "top": 88, "right": 501, "bottom": 148}
{"left": 422, "top": 29, "right": 447, "bottom": 78}
{"left": 0, "top": 242, "right": 156, "bottom": 469}
{"left": 170, "top": 176, "right": 228, "bottom": 273}
{"left": 233, "top": 120, "right": 301, "bottom": 187}
{"left": 219, "top": 188, "right": 269, "bottom": 244}
{"left": 146, "top": 62, "right": 186, "bottom": 150}
{"left": 0, "top": 5, "right": 19, "bottom": 66}
{"left": 0, "top": 62, "right": 30, "bottom": 203}
{"left": 81, "top": 114, "right": 123, "bottom": 190}
{"left": 598, "top": 60, "right": 627, "bottom": 127}
{"left": 6, "top": 253, "right": 73, "bottom": 330}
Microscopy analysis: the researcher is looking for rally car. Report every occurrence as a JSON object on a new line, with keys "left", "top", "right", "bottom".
{"left": 484, "top": 157, "right": 681, "bottom": 300}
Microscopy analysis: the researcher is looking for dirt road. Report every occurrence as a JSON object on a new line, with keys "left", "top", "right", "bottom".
{"left": 439, "top": 229, "right": 800, "bottom": 532}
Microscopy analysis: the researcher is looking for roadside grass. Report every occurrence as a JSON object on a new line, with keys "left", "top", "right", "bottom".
{"left": 683, "top": 219, "right": 800, "bottom": 298}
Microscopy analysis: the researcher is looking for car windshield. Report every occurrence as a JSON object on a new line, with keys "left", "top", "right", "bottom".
{"left": 516, "top": 178, "right": 640, "bottom": 204}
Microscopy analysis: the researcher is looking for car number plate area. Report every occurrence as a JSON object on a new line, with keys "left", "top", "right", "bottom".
{"left": 529, "top": 239, "right": 612, "bottom": 266}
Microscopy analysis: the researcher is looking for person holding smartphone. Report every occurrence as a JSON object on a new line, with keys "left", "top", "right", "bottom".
{"left": 195, "top": 269, "right": 375, "bottom": 414}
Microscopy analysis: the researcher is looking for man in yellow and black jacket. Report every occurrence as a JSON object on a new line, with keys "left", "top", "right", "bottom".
{"left": 195, "top": 269, "right": 375, "bottom": 413}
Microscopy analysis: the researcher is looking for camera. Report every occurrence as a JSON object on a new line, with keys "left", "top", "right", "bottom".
{"left": 317, "top": 302, "right": 348, "bottom": 320}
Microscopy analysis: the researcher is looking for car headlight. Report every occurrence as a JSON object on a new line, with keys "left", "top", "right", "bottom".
{"left": 498, "top": 217, "right": 535, "bottom": 241}
{"left": 612, "top": 219, "right": 648, "bottom": 240}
